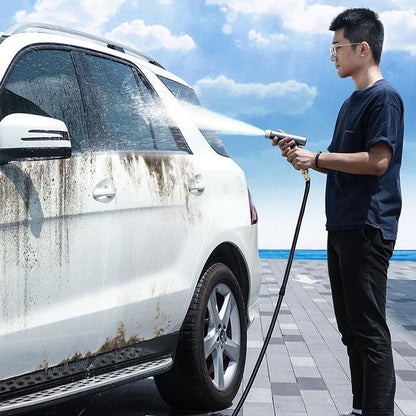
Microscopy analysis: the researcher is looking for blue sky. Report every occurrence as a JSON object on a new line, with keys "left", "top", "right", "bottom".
{"left": 1, "top": 0, "right": 415, "bottom": 249}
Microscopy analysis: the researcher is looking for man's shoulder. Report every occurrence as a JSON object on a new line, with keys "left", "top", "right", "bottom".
{"left": 374, "top": 80, "right": 402, "bottom": 100}
{"left": 365, "top": 80, "right": 403, "bottom": 111}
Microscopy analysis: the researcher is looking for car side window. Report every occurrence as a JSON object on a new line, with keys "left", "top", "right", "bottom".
{"left": 0, "top": 48, "right": 88, "bottom": 152}
{"left": 158, "top": 76, "right": 229, "bottom": 157}
{"left": 81, "top": 54, "right": 182, "bottom": 152}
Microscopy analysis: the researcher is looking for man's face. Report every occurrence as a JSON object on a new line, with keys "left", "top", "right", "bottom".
{"left": 331, "top": 28, "right": 362, "bottom": 79}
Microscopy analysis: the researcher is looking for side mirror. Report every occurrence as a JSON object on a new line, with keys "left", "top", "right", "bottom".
{"left": 0, "top": 113, "right": 71, "bottom": 164}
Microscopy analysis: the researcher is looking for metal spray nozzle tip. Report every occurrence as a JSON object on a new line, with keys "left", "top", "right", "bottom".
{"left": 264, "top": 129, "right": 307, "bottom": 146}
{"left": 264, "top": 129, "right": 272, "bottom": 139}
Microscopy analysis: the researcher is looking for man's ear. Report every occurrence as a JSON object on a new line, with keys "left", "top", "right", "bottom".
{"left": 360, "top": 41, "right": 371, "bottom": 57}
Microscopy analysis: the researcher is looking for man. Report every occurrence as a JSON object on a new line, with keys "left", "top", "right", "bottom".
{"left": 274, "top": 8, "right": 404, "bottom": 416}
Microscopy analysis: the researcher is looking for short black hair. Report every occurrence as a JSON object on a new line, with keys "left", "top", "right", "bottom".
{"left": 329, "top": 8, "right": 384, "bottom": 64}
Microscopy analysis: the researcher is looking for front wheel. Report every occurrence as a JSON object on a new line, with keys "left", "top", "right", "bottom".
{"left": 155, "top": 263, "right": 247, "bottom": 411}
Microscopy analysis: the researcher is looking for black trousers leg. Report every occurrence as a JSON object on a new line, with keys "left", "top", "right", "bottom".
{"left": 327, "top": 226, "right": 395, "bottom": 416}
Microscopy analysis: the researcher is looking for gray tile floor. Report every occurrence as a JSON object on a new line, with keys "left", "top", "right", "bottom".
{"left": 22, "top": 259, "right": 416, "bottom": 416}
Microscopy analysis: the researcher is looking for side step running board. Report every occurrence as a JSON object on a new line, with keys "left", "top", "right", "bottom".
{"left": 0, "top": 357, "right": 172, "bottom": 414}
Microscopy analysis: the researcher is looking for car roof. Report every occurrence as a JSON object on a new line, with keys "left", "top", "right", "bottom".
{"left": 1, "top": 22, "right": 192, "bottom": 88}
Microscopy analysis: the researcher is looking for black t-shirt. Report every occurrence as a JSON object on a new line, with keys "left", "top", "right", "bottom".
{"left": 326, "top": 79, "right": 404, "bottom": 240}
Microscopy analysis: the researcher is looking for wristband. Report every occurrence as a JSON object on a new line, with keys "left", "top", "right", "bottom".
{"left": 315, "top": 151, "right": 322, "bottom": 169}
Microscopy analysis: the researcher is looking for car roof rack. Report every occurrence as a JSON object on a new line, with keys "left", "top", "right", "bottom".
{"left": 3, "top": 22, "right": 165, "bottom": 69}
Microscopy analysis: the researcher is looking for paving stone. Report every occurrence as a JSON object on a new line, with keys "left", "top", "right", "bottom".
{"left": 271, "top": 382, "right": 301, "bottom": 396}
{"left": 394, "top": 342, "right": 416, "bottom": 357}
{"left": 290, "top": 356, "right": 316, "bottom": 367}
{"left": 398, "top": 370, "right": 416, "bottom": 382}
{"left": 273, "top": 395, "right": 306, "bottom": 413}
{"left": 293, "top": 366, "right": 322, "bottom": 379}
{"left": 246, "top": 387, "right": 273, "bottom": 403}
{"left": 284, "top": 335, "right": 305, "bottom": 342}
{"left": 396, "top": 399, "right": 416, "bottom": 416}
{"left": 239, "top": 401, "right": 275, "bottom": 416}
{"left": 269, "top": 337, "right": 284, "bottom": 345}
{"left": 297, "top": 377, "right": 327, "bottom": 391}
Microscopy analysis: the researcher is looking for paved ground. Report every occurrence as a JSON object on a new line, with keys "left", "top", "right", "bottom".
{"left": 23, "top": 259, "right": 416, "bottom": 416}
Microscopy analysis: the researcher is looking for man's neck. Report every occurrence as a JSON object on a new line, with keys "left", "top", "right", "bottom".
{"left": 352, "top": 64, "right": 383, "bottom": 90}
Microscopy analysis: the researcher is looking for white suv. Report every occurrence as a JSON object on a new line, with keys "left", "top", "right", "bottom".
{"left": 0, "top": 23, "right": 261, "bottom": 414}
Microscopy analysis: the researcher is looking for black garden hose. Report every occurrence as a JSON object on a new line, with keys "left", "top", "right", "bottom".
{"left": 231, "top": 172, "right": 310, "bottom": 416}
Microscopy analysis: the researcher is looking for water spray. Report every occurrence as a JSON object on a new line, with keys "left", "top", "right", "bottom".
{"left": 179, "top": 101, "right": 309, "bottom": 147}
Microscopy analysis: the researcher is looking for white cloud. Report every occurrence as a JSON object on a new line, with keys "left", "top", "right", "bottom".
{"left": 205, "top": 0, "right": 344, "bottom": 34}
{"left": 223, "top": 24, "right": 233, "bottom": 34}
{"left": 105, "top": 19, "right": 196, "bottom": 52}
{"left": 248, "top": 29, "right": 289, "bottom": 47}
{"left": 248, "top": 29, "right": 271, "bottom": 47}
{"left": 14, "top": 0, "right": 196, "bottom": 53}
{"left": 282, "top": 3, "right": 345, "bottom": 34}
{"left": 14, "top": 0, "right": 128, "bottom": 34}
{"left": 206, "top": 0, "right": 416, "bottom": 55}
{"left": 381, "top": 10, "right": 416, "bottom": 55}
{"left": 206, "top": 0, "right": 297, "bottom": 16}
{"left": 194, "top": 75, "right": 317, "bottom": 117}
{"left": 389, "top": 0, "right": 416, "bottom": 9}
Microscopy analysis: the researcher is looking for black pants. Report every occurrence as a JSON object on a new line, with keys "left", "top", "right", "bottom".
{"left": 327, "top": 226, "right": 395, "bottom": 416}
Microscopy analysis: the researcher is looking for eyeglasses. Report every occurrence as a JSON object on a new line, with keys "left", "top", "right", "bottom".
{"left": 329, "top": 42, "right": 362, "bottom": 57}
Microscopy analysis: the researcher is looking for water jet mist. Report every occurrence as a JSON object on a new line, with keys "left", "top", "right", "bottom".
{"left": 180, "top": 102, "right": 307, "bottom": 146}
{"left": 180, "top": 102, "right": 264, "bottom": 136}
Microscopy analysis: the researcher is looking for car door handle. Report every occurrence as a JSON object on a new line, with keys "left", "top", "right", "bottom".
{"left": 188, "top": 174, "right": 205, "bottom": 195}
{"left": 93, "top": 178, "right": 116, "bottom": 203}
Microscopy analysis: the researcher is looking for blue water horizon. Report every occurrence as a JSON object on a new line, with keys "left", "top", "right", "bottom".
{"left": 259, "top": 249, "right": 416, "bottom": 261}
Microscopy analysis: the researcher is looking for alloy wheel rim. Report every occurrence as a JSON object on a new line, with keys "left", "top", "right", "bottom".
{"left": 203, "top": 283, "right": 241, "bottom": 391}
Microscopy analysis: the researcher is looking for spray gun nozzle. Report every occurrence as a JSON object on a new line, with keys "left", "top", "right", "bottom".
{"left": 265, "top": 129, "right": 307, "bottom": 147}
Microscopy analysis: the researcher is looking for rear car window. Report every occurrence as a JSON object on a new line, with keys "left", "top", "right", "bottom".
{"left": 81, "top": 54, "right": 187, "bottom": 153}
{"left": 158, "top": 76, "right": 229, "bottom": 157}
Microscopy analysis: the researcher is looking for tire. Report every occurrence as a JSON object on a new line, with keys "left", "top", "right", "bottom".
{"left": 155, "top": 263, "right": 247, "bottom": 411}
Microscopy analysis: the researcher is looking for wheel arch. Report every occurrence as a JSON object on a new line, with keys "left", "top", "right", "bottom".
{"left": 202, "top": 243, "right": 250, "bottom": 322}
